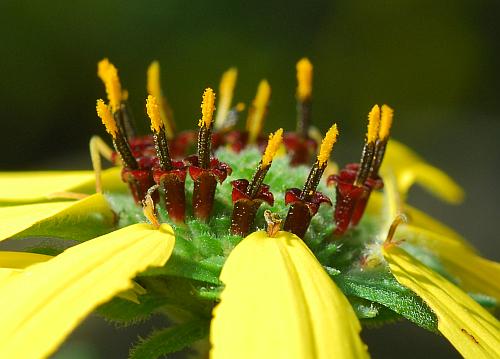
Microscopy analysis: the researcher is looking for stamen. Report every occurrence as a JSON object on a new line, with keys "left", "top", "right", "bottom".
{"left": 246, "top": 80, "right": 271, "bottom": 144}
{"left": 215, "top": 67, "right": 238, "bottom": 129}
{"left": 366, "top": 104, "right": 380, "bottom": 144}
{"left": 296, "top": 58, "right": 313, "bottom": 137}
{"left": 261, "top": 128, "right": 283, "bottom": 168}
{"left": 197, "top": 88, "right": 216, "bottom": 169}
{"left": 302, "top": 123, "right": 338, "bottom": 201}
{"left": 96, "top": 99, "right": 137, "bottom": 170}
{"left": 296, "top": 58, "right": 313, "bottom": 102}
{"left": 146, "top": 95, "right": 163, "bottom": 133}
{"left": 378, "top": 104, "right": 394, "bottom": 141}
{"left": 96, "top": 100, "right": 118, "bottom": 138}
{"left": 146, "top": 95, "right": 173, "bottom": 170}
{"left": 316, "top": 124, "right": 339, "bottom": 167}
{"left": 370, "top": 104, "right": 394, "bottom": 177}
{"left": 97, "top": 59, "right": 122, "bottom": 113}
{"left": 147, "top": 61, "right": 175, "bottom": 138}
{"left": 355, "top": 105, "right": 380, "bottom": 186}
{"left": 246, "top": 128, "right": 283, "bottom": 198}
{"left": 147, "top": 61, "right": 162, "bottom": 101}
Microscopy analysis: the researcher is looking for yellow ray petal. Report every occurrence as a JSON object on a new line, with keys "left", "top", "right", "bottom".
{"left": 0, "top": 268, "right": 22, "bottom": 284}
{"left": 383, "top": 246, "right": 500, "bottom": 358}
{"left": 210, "top": 231, "right": 368, "bottom": 359}
{"left": 0, "top": 193, "right": 114, "bottom": 242}
{"left": 0, "top": 251, "right": 52, "bottom": 269}
{"left": 0, "top": 167, "right": 125, "bottom": 204}
{"left": 382, "top": 140, "right": 464, "bottom": 204}
{"left": 398, "top": 225, "right": 500, "bottom": 300}
{"left": 0, "top": 223, "right": 175, "bottom": 359}
{"left": 0, "top": 250, "right": 140, "bottom": 303}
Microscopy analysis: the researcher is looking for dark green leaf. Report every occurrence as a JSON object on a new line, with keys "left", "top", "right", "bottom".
{"left": 96, "top": 294, "right": 169, "bottom": 326}
{"left": 333, "top": 270, "right": 438, "bottom": 332}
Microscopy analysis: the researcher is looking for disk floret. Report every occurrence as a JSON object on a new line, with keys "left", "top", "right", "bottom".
{"left": 284, "top": 58, "right": 318, "bottom": 166}
{"left": 328, "top": 105, "right": 394, "bottom": 235}
{"left": 230, "top": 129, "right": 283, "bottom": 236}
{"left": 283, "top": 124, "right": 338, "bottom": 238}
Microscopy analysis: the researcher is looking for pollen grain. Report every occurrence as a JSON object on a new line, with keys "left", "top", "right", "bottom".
{"left": 379, "top": 104, "right": 394, "bottom": 141}
{"left": 146, "top": 95, "right": 163, "bottom": 133}
{"left": 367, "top": 105, "right": 381, "bottom": 143}
{"left": 147, "top": 61, "right": 161, "bottom": 98}
{"left": 97, "top": 59, "right": 122, "bottom": 112}
{"left": 246, "top": 79, "right": 271, "bottom": 143}
{"left": 317, "top": 123, "right": 339, "bottom": 166}
{"left": 296, "top": 58, "right": 313, "bottom": 101}
{"left": 261, "top": 128, "right": 284, "bottom": 168}
{"left": 96, "top": 99, "right": 118, "bottom": 138}
{"left": 199, "top": 88, "right": 216, "bottom": 129}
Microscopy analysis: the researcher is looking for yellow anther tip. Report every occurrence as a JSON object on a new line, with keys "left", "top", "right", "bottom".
{"left": 296, "top": 57, "right": 313, "bottom": 101}
{"left": 147, "top": 61, "right": 161, "bottom": 97}
{"left": 367, "top": 105, "right": 381, "bottom": 143}
{"left": 96, "top": 99, "right": 118, "bottom": 138}
{"left": 261, "top": 128, "right": 284, "bottom": 168}
{"left": 200, "top": 88, "right": 216, "bottom": 128}
{"left": 220, "top": 67, "right": 238, "bottom": 94}
{"left": 97, "top": 59, "right": 122, "bottom": 112}
{"left": 379, "top": 104, "right": 394, "bottom": 140}
{"left": 254, "top": 80, "right": 271, "bottom": 107}
{"left": 146, "top": 95, "right": 163, "bottom": 133}
{"left": 246, "top": 80, "right": 271, "bottom": 143}
{"left": 97, "top": 58, "right": 110, "bottom": 80}
{"left": 317, "top": 124, "right": 339, "bottom": 166}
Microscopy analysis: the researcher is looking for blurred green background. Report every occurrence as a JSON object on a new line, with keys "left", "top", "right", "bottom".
{"left": 1, "top": 0, "right": 499, "bottom": 358}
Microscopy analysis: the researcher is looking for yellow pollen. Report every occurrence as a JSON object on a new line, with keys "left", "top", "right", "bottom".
{"left": 146, "top": 95, "right": 163, "bottom": 133}
{"left": 97, "top": 58, "right": 111, "bottom": 80}
{"left": 147, "top": 61, "right": 161, "bottom": 98}
{"left": 296, "top": 58, "right": 313, "bottom": 102}
{"left": 317, "top": 124, "right": 339, "bottom": 166}
{"left": 366, "top": 105, "right": 381, "bottom": 143}
{"left": 97, "top": 59, "right": 122, "bottom": 112}
{"left": 122, "top": 89, "right": 129, "bottom": 101}
{"left": 261, "top": 128, "right": 284, "bottom": 168}
{"left": 235, "top": 102, "right": 246, "bottom": 112}
{"left": 246, "top": 79, "right": 271, "bottom": 143}
{"left": 199, "top": 88, "right": 216, "bottom": 129}
{"left": 96, "top": 99, "right": 118, "bottom": 138}
{"left": 215, "top": 68, "right": 238, "bottom": 129}
{"left": 379, "top": 104, "right": 394, "bottom": 140}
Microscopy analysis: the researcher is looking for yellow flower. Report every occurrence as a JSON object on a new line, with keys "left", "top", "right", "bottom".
{"left": 0, "top": 58, "right": 498, "bottom": 359}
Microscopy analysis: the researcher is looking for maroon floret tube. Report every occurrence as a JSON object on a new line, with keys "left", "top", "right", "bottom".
{"left": 153, "top": 160, "right": 187, "bottom": 223}
{"left": 283, "top": 188, "right": 331, "bottom": 239}
{"left": 328, "top": 163, "right": 383, "bottom": 235}
{"left": 121, "top": 156, "right": 157, "bottom": 204}
{"left": 186, "top": 156, "right": 232, "bottom": 221}
{"left": 230, "top": 179, "right": 274, "bottom": 236}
